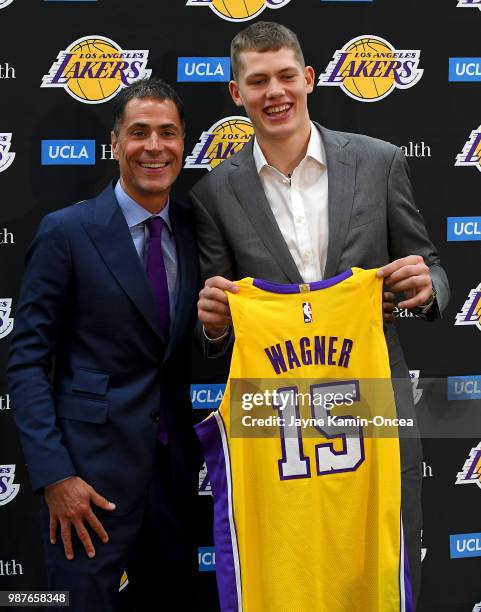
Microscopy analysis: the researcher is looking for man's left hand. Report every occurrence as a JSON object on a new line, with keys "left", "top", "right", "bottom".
{"left": 377, "top": 255, "right": 432, "bottom": 310}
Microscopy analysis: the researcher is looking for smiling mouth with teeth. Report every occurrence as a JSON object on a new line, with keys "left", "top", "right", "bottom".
{"left": 140, "top": 162, "right": 168, "bottom": 168}
{"left": 265, "top": 104, "right": 292, "bottom": 115}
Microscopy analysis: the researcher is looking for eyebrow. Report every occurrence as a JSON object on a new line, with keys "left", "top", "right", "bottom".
{"left": 246, "top": 66, "right": 299, "bottom": 79}
{"left": 127, "top": 122, "right": 179, "bottom": 130}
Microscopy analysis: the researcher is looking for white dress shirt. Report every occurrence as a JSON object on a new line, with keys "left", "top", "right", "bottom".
{"left": 253, "top": 122, "right": 328, "bottom": 282}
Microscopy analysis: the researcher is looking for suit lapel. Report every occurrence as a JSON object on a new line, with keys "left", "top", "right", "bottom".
{"left": 317, "top": 124, "right": 356, "bottom": 279}
{"left": 164, "top": 201, "right": 197, "bottom": 362}
{"left": 82, "top": 183, "right": 165, "bottom": 342}
{"left": 228, "top": 142, "right": 302, "bottom": 283}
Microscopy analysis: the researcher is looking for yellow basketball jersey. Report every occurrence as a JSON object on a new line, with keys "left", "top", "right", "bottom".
{"left": 196, "top": 268, "right": 413, "bottom": 612}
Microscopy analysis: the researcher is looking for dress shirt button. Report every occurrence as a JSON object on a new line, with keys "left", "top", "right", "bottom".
{"left": 150, "top": 411, "right": 160, "bottom": 422}
{"left": 303, "top": 251, "right": 311, "bottom": 260}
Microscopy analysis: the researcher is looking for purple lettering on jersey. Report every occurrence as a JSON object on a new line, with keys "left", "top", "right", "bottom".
{"left": 264, "top": 343, "right": 287, "bottom": 374}
{"left": 328, "top": 336, "right": 338, "bottom": 365}
{"left": 338, "top": 339, "right": 353, "bottom": 368}
{"left": 300, "top": 337, "right": 312, "bottom": 365}
{"left": 285, "top": 340, "right": 301, "bottom": 369}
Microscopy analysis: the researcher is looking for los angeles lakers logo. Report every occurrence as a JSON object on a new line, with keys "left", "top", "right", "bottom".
{"left": 456, "top": 126, "right": 481, "bottom": 172}
{"left": 455, "top": 283, "right": 481, "bottom": 330}
{"left": 119, "top": 571, "right": 129, "bottom": 592}
{"left": 0, "top": 0, "right": 14, "bottom": 9}
{"left": 185, "top": 116, "right": 253, "bottom": 171}
{"left": 0, "top": 134, "right": 15, "bottom": 173}
{"left": 41, "top": 36, "right": 151, "bottom": 104}
{"left": 186, "top": 0, "right": 291, "bottom": 23}
{"left": 318, "top": 36, "right": 423, "bottom": 102}
{"left": 457, "top": 0, "right": 481, "bottom": 10}
{"left": 456, "top": 442, "right": 481, "bottom": 490}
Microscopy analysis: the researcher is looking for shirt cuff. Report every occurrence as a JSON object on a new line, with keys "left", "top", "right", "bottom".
{"left": 203, "top": 325, "right": 230, "bottom": 343}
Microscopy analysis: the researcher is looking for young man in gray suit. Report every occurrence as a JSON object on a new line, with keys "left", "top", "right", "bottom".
{"left": 190, "top": 21, "right": 449, "bottom": 607}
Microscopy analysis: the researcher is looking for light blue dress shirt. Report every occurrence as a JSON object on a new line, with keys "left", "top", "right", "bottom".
{"left": 115, "top": 180, "right": 179, "bottom": 329}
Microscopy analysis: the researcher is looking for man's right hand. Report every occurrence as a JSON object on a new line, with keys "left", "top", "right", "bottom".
{"left": 45, "top": 476, "right": 116, "bottom": 560}
{"left": 198, "top": 276, "right": 238, "bottom": 339}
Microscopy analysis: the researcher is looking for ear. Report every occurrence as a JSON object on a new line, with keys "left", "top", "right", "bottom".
{"left": 229, "top": 80, "right": 243, "bottom": 108}
{"left": 305, "top": 65, "right": 315, "bottom": 94}
{"left": 111, "top": 131, "right": 120, "bottom": 160}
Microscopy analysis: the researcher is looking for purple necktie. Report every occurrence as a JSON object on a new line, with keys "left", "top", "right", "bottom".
{"left": 145, "top": 217, "right": 170, "bottom": 444}
{"left": 145, "top": 217, "right": 170, "bottom": 338}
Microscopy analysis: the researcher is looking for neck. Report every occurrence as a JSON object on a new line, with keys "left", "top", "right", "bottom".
{"left": 257, "top": 120, "right": 312, "bottom": 176}
{"left": 120, "top": 178, "right": 168, "bottom": 214}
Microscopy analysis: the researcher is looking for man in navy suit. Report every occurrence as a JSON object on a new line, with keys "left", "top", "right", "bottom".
{"left": 8, "top": 78, "right": 201, "bottom": 611}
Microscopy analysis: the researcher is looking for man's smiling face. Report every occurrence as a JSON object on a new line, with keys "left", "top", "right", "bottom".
{"left": 229, "top": 47, "right": 314, "bottom": 144}
{"left": 111, "top": 96, "right": 184, "bottom": 211}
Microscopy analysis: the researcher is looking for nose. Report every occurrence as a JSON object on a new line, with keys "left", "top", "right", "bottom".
{"left": 144, "top": 132, "right": 164, "bottom": 152}
{"left": 266, "top": 78, "right": 285, "bottom": 99}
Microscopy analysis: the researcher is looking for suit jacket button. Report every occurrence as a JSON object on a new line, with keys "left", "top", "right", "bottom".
{"left": 150, "top": 411, "right": 160, "bottom": 422}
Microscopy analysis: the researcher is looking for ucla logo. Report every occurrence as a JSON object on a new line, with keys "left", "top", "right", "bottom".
{"left": 0, "top": 465, "right": 20, "bottom": 506}
{"left": 185, "top": 116, "right": 253, "bottom": 171}
{"left": 455, "top": 283, "right": 481, "bottom": 330}
{"left": 0, "top": 0, "right": 14, "bottom": 8}
{"left": 456, "top": 443, "right": 481, "bottom": 490}
{"left": 186, "top": 0, "right": 291, "bottom": 22}
{"left": 318, "top": 36, "right": 423, "bottom": 102}
{"left": 302, "top": 302, "right": 313, "bottom": 323}
{"left": 0, "top": 134, "right": 15, "bottom": 173}
{"left": 457, "top": 0, "right": 481, "bottom": 9}
{"left": 0, "top": 299, "right": 13, "bottom": 339}
{"left": 198, "top": 463, "right": 212, "bottom": 496}
{"left": 456, "top": 126, "right": 481, "bottom": 172}
{"left": 41, "top": 36, "right": 151, "bottom": 104}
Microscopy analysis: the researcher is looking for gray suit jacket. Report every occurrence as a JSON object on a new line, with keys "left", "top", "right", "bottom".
{"left": 190, "top": 122, "right": 450, "bottom": 469}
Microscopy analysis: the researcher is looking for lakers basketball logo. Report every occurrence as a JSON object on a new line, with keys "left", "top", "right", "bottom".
{"left": 455, "top": 283, "right": 481, "bottom": 330}
{"left": 0, "top": 465, "right": 20, "bottom": 506}
{"left": 456, "top": 442, "right": 481, "bottom": 490}
{"left": 302, "top": 302, "right": 313, "bottom": 323}
{"left": 457, "top": 0, "right": 481, "bottom": 10}
{"left": 186, "top": 0, "right": 291, "bottom": 22}
{"left": 41, "top": 36, "right": 152, "bottom": 104}
{"left": 456, "top": 126, "right": 481, "bottom": 172}
{"left": 318, "top": 35, "right": 423, "bottom": 102}
{"left": 119, "top": 571, "right": 129, "bottom": 592}
{"left": 0, "top": 299, "right": 13, "bottom": 339}
{"left": 0, "top": 134, "right": 15, "bottom": 173}
{"left": 0, "top": 0, "right": 14, "bottom": 9}
{"left": 184, "top": 116, "right": 253, "bottom": 171}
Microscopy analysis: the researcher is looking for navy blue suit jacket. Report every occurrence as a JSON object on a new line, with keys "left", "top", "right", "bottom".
{"left": 8, "top": 183, "right": 201, "bottom": 515}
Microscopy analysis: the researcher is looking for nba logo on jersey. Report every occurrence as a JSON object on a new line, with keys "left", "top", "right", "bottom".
{"left": 302, "top": 302, "right": 313, "bottom": 323}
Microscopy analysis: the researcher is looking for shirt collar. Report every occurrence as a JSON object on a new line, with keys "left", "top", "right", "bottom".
{"left": 253, "top": 121, "right": 326, "bottom": 175}
{"left": 114, "top": 180, "right": 172, "bottom": 232}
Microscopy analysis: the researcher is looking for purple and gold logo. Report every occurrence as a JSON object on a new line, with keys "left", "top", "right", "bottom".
{"left": 186, "top": 0, "right": 291, "bottom": 22}
{"left": 318, "top": 36, "right": 423, "bottom": 102}
{"left": 456, "top": 443, "right": 481, "bottom": 490}
{"left": 0, "top": 134, "right": 15, "bottom": 173}
{"left": 456, "top": 126, "right": 481, "bottom": 172}
{"left": 457, "top": 0, "right": 481, "bottom": 10}
{"left": 455, "top": 284, "right": 481, "bottom": 330}
{"left": 185, "top": 116, "right": 253, "bottom": 171}
{"left": 41, "top": 36, "right": 151, "bottom": 104}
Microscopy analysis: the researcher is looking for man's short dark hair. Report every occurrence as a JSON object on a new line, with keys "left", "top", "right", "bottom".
{"left": 231, "top": 21, "right": 305, "bottom": 81}
{"left": 112, "top": 77, "right": 185, "bottom": 135}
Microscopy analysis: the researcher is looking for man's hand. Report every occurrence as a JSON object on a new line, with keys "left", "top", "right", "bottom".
{"left": 377, "top": 255, "right": 433, "bottom": 310}
{"left": 383, "top": 291, "right": 395, "bottom": 323}
{"left": 45, "top": 476, "right": 116, "bottom": 560}
{"left": 198, "top": 276, "right": 239, "bottom": 339}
